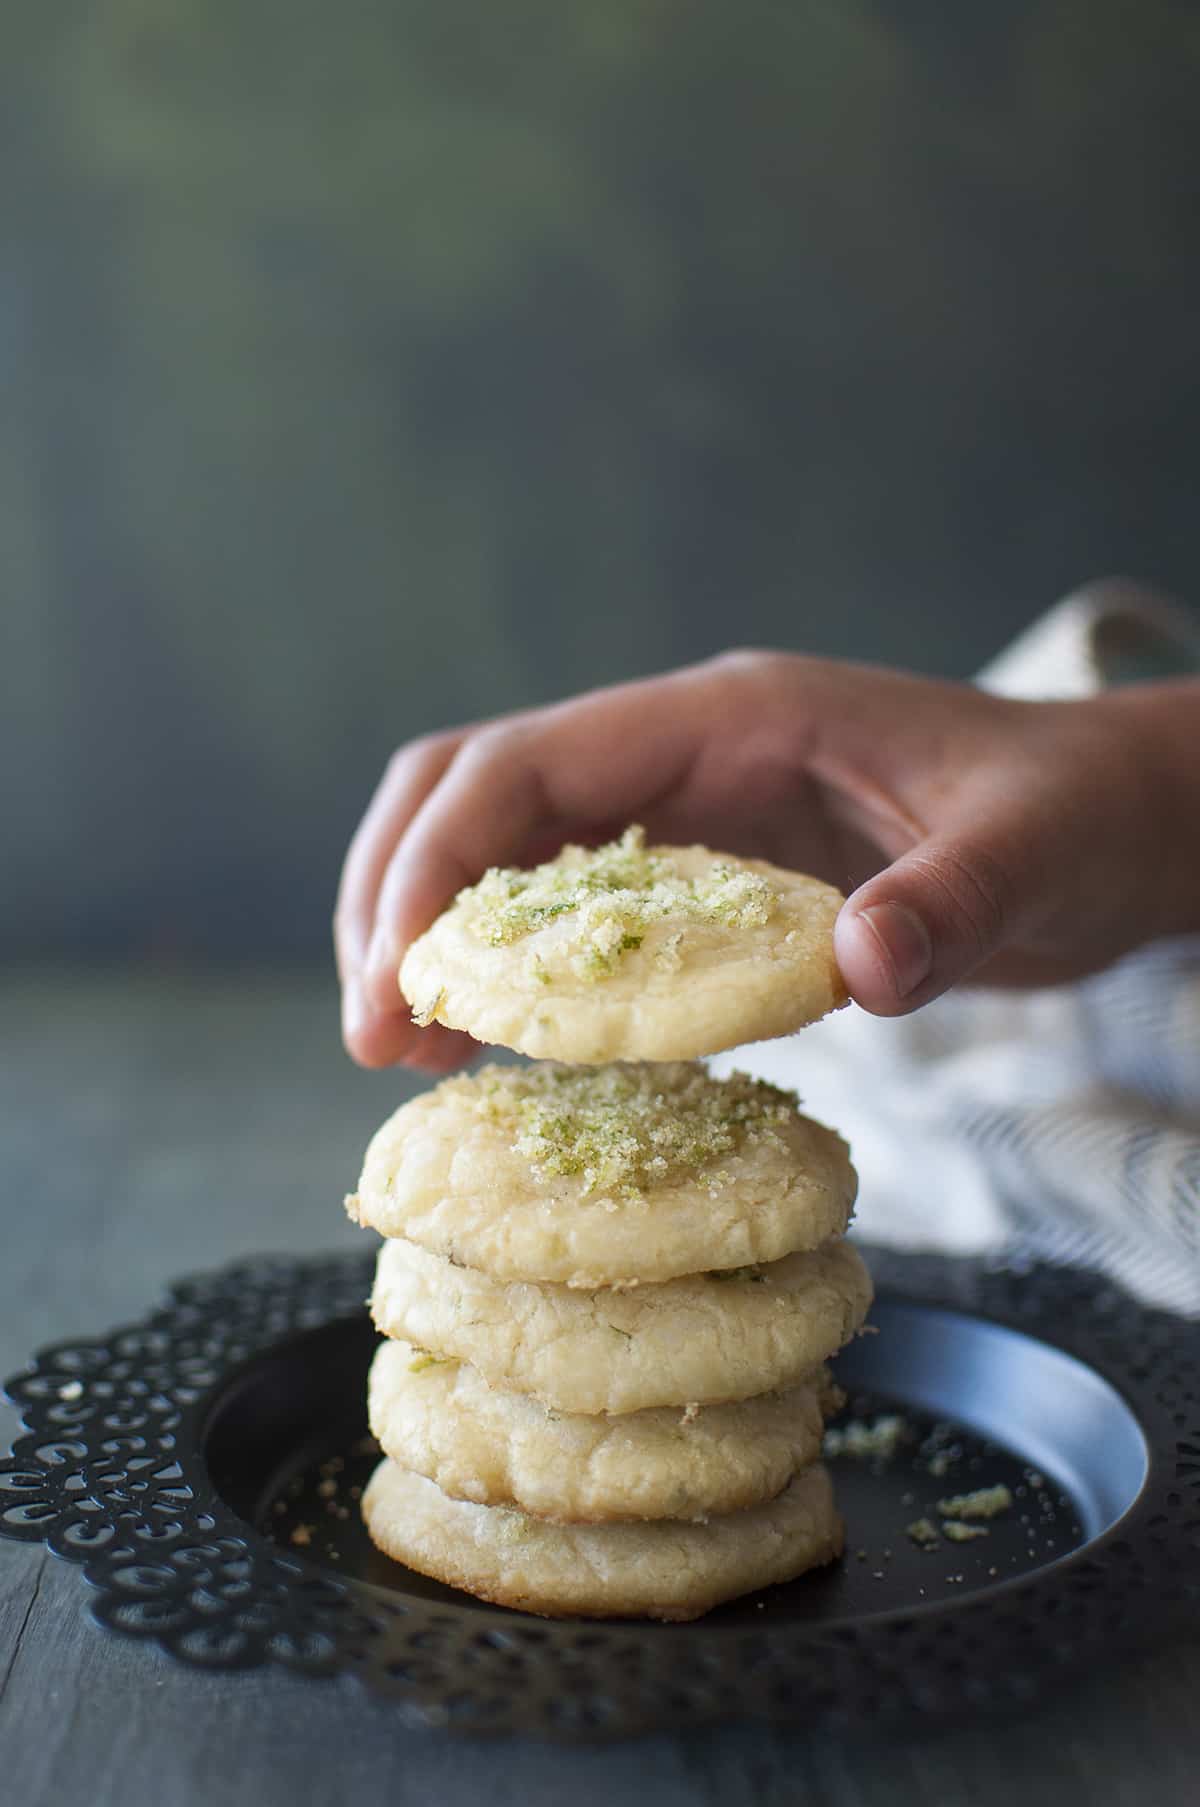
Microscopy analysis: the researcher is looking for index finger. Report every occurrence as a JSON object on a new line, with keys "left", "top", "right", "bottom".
{"left": 361, "top": 665, "right": 715, "bottom": 1007}
{"left": 334, "top": 730, "right": 466, "bottom": 986}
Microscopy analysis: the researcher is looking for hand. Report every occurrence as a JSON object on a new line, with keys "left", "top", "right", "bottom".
{"left": 334, "top": 649, "right": 1198, "bottom": 1070}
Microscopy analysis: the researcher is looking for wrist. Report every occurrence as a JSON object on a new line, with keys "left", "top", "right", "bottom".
{"left": 1101, "top": 682, "right": 1200, "bottom": 941}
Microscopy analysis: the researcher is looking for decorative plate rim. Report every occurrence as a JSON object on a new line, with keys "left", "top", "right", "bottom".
{"left": 1, "top": 1245, "right": 1197, "bottom": 1740}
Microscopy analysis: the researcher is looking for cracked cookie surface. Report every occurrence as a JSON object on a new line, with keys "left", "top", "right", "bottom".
{"left": 362, "top": 1458, "right": 842, "bottom": 1620}
{"left": 370, "top": 1235, "right": 873, "bottom": 1415}
{"left": 348, "top": 1060, "right": 857, "bottom": 1286}
{"left": 368, "top": 1335, "right": 841, "bottom": 1522}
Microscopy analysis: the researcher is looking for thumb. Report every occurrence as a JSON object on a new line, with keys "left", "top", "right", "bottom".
{"left": 834, "top": 833, "right": 1017, "bottom": 1016}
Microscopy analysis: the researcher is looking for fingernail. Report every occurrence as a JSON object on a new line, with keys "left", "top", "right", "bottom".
{"left": 857, "top": 902, "right": 933, "bottom": 999}
{"left": 365, "top": 927, "right": 399, "bottom": 992}
{"left": 342, "top": 974, "right": 366, "bottom": 1040}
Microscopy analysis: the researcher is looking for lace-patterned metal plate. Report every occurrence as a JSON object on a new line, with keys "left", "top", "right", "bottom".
{"left": 1, "top": 1247, "right": 1197, "bottom": 1740}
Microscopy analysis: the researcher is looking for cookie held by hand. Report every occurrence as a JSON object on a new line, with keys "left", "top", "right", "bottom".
{"left": 398, "top": 826, "right": 847, "bottom": 1063}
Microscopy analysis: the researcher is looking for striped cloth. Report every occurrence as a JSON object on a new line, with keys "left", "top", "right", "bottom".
{"left": 714, "top": 584, "right": 1200, "bottom": 1316}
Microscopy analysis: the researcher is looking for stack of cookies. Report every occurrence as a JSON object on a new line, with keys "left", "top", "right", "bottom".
{"left": 346, "top": 828, "right": 872, "bottom": 1621}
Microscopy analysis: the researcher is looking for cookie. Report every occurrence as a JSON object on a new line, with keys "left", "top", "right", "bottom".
{"left": 370, "top": 1235, "right": 873, "bottom": 1415}
{"left": 347, "top": 1061, "right": 857, "bottom": 1287}
{"left": 398, "top": 826, "right": 846, "bottom": 1063}
{"left": 361, "top": 1458, "right": 842, "bottom": 1620}
{"left": 368, "top": 1335, "right": 841, "bottom": 1523}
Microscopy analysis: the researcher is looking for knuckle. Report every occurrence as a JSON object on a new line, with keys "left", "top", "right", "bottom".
{"left": 708, "top": 646, "right": 820, "bottom": 696}
{"left": 385, "top": 731, "right": 451, "bottom": 780}
{"left": 711, "top": 646, "right": 777, "bottom": 679}
{"left": 918, "top": 840, "right": 1012, "bottom": 958}
{"left": 459, "top": 720, "right": 527, "bottom": 769}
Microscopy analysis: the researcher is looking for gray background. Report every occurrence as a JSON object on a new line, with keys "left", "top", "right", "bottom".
{"left": 3, "top": 11, "right": 1200, "bottom": 1795}
{"left": 3, "top": 0, "right": 1198, "bottom": 960}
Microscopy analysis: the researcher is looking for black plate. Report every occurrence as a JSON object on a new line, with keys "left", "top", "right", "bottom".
{"left": 1, "top": 1248, "right": 1197, "bottom": 1739}
{"left": 219, "top": 1303, "right": 1115, "bottom": 1623}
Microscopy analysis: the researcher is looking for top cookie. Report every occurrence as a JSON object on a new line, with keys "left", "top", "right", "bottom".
{"left": 398, "top": 826, "right": 847, "bottom": 1063}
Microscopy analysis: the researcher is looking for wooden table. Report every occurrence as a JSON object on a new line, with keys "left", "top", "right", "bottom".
{"left": 1, "top": 968, "right": 1195, "bottom": 1805}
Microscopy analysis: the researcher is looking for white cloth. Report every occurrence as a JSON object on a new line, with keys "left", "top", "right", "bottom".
{"left": 713, "top": 584, "right": 1200, "bottom": 1315}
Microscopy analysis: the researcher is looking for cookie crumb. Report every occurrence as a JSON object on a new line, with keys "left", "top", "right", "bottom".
{"left": 823, "top": 1414, "right": 909, "bottom": 1462}
{"left": 937, "top": 1484, "right": 1013, "bottom": 1521}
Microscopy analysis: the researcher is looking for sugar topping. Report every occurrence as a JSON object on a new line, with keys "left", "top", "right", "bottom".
{"left": 470, "top": 1060, "right": 798, "bottom": 1198}
{"left": 460, "top": 825, "right": 776, "bottom": 981}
